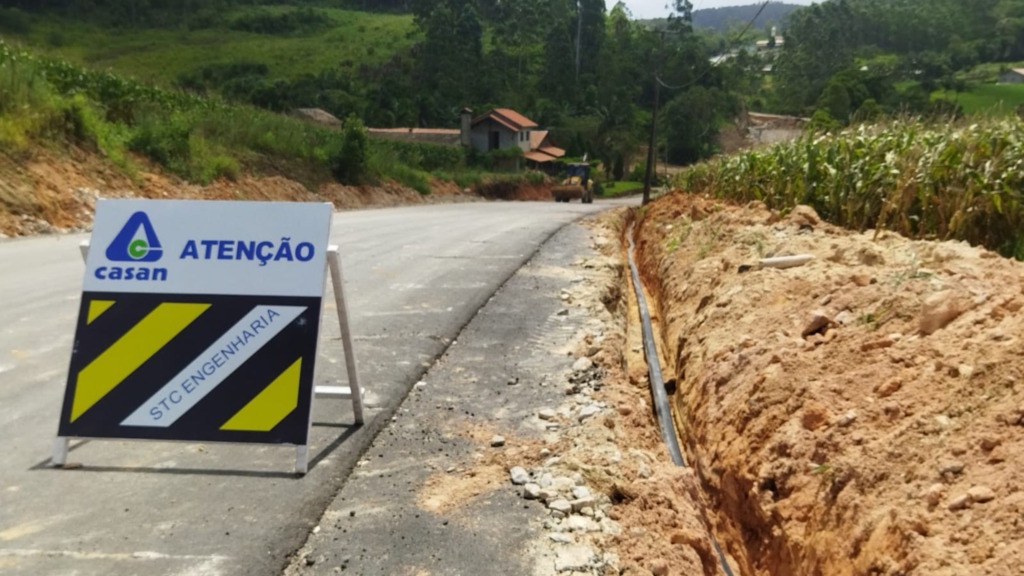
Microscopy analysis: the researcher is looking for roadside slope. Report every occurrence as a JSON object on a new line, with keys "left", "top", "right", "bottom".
{"left": 0, "top": 145, "right": 477, "bottom": 237}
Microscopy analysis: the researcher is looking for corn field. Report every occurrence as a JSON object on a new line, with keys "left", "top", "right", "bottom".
{"left": 680, "top": 119, "right": 1024, "bottom": 258}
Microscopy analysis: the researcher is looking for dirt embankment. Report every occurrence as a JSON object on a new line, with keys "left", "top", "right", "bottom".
{"left": 0, "top": 145, "right": 550, "bottom": 237}
{"left": 716, "top": 112, "right": 806, "bottom": 156}
{"left": 633, "top": 194, "right": 1024, "bottom": 576}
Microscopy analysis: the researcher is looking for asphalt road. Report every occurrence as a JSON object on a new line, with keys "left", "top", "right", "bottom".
{"left": 285, "top": 222, "right": 607, "bottom": 576}
{"left": 0, "top": 200, "right": 623, "bottom": 576}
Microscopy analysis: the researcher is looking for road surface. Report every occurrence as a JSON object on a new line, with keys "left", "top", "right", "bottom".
{"left": 0, "top": 200, "right": 621, "bottom": 576}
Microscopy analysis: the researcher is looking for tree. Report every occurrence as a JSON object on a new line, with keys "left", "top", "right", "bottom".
{"left": 662, "top": 86, "right": 728, "bottom": 165}
{"left": 334, "top": 115, "right": 369, "bottom": 184}
{"left": 817, "top": 81, "right": 852, "bottom": 123}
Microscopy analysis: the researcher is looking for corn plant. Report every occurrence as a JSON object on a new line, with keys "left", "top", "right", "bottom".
{"left": 678, "top": 118, "right": 1024, "bottom": 259}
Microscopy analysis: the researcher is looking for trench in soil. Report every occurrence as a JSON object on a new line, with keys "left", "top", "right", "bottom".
{"left": 623, "top": 211, "right": 788, "bottom": 576}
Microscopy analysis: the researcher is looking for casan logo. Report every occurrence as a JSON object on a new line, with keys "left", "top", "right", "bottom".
{"left": 106, "top": 211, "right": 163, "bottom": 262}
{"left": 96, "top": 212, "right": 168, "bottom": 282}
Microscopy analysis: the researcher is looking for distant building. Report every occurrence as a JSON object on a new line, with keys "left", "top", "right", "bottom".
{"left": 468, "top": 108, "right": 565, "bottom": 169}
{"left": 524, "top": 131, "right": 567, "bottom": 169}
{"left": 468, "top": 108, "right": 538, "bottom": 154}
{"left": 756, "top": 29, "right": 785, "bottom": 52}
{"left": 999, "top": 68, "right": 1024, "bottom": 84}
{"left": 366, "top": 107, "right": 564, "bottom": 171}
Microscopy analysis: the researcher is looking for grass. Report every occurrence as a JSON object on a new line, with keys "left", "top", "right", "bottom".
{"left": 957, "top": 61, "right": 1024, "bottom": 84}
{"left": 601, "top": 181, "right": 644, "bottom": 197}
{"left": 934, "top": 83, "right": 1024, "bottom": 116}
{"left": 0, "top": 38, "right": 464, "bottom": 192}
{"left": 2, "top": 6, "right": 416, "bottom": 86}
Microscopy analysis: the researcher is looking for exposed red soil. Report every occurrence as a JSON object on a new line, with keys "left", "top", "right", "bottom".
{"left": 633, "top": 193, "right": 1024, "bottom": 576}
{"left": 0, "top": 145, "right": 492, "bottom": 237}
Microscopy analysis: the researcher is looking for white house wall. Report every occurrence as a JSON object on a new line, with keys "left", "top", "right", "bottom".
{"left": 469, "top": 119, "right": 532, "bottom": 153}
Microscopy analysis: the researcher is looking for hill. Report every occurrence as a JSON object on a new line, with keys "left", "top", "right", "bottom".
{"left": 692, "top": 2, "right": 801, "bottom": 32}
{"left": 0, "top": 5, "right": 416, "bottom": 86}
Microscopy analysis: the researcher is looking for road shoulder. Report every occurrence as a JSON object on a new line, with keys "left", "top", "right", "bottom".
{"left": 283, "top": 211, "right": 719, "bottom": 576}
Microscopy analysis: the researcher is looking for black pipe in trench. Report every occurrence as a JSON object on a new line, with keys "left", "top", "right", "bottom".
{"left": 626, "top": 222, "right": 737, "bottom": 576}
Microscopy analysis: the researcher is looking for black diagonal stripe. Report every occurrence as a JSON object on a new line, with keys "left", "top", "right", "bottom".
{"left": 59, "top": 293, "right": 321, "bottom": 446}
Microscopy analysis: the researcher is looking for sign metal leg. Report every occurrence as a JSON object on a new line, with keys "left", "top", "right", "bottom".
{"left": 52, "top": 437, "right": 69, "bottom": 467}
{"left": 327, "top": 248, "right": 364, "bottom": 425}
{"left": 295, "top": 445, "right": 309, "bottom": 475}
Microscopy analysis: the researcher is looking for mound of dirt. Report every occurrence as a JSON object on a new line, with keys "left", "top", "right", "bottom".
{"left": 634, "top": 194, "right": 1024, "bottom": 575}
{"left": 0, "top": 146, "right": 479, "bottom": 237}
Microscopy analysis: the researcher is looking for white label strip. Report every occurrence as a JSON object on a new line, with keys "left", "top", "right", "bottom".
{"left": 121, "top": 305, "right": 305, "bottom": 428}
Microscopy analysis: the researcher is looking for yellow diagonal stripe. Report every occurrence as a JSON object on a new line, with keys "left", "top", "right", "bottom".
{"left": 71, "top": 303, "right": 210, "bottom": 422}
{"left": 87, "top": 300, "right": 115, "bottom": 324}
{"left": 221, "top": 358, "right": 302, "bottom": 432}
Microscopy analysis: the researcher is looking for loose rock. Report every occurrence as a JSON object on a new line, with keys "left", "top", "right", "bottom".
{"left": 490, "top": 435, "right": 506, "bottom": 448}
{"left": 548, "top": 499, "right": 573, "bottom": 515}
{"left": 838, "top": 410, "right": 858, "bottom": 427}
{"left": 509, "top": 466, "right": 530, "bottom": 485}
{"left": 578, "top": 405, "right": 601, "bottom": 421}
{"left": 980, "top": 436, "right": 1002, "bottom": 451}
{"left": 923, "top": 483, "right": 945, "bottom": 507}
{"left": 968, "top": 486, "right": 996, "bottom": 503}
{"left": 801, "top": 310, "right": 834, "bottom": 338}
{"left": 571, "top": 486, "right": 591, "bottom": 500}
{"left": 572, "top": 357, "right": 594, "bottom": 372}
{"left": 948, "top": 494, "right": 972, "bottom": 511}
{"left": 920, "top": 291, "right": 966, "bottom": 335}
{"left": 554, "top": 545, "right": 594, "bottom": 572}
{"left": 523, "top": 483, "right": 542, "bottom": 500}
{"left": 538, "top": 409, "right": 557, "bottom": 421}
{"left": 940, "top": 461, "right": 965, "bottom": 477}
{"left": 801, "top": 402, "right": 829, "bottom": 431}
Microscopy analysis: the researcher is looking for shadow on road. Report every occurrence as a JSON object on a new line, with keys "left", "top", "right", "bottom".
{"left": 26, "top": 424, "right": 361, "bottom": 478}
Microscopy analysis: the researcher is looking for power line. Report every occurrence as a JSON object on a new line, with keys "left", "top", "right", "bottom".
{"left": 655, "top": 0, "right": 772, "bottom": 92}
{"left": 641, "top": 0, "right": 772, "bottom": 204}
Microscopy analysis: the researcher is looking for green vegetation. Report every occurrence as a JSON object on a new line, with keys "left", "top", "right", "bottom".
{"left": 934, "top": 83, "right": 1024, "bottom": 116}
{"left": 600, "top": 181, "right": 644, "bottom": 197}
{"left": 1, "top": 0, "right": 743, "bottom": 179}
{"left": 0, "top": 38, "right": 464, "bottom": 188}
{"left": 679, "top": 117, "right": 1024, "bottom": 259}
{"left": 767, "top": 0, "right": 1024, "bottom": 124}
{"left": 0, "top": 7, "right": 416, "bottom": 85}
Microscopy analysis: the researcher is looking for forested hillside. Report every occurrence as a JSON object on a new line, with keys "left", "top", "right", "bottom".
{"left": 771, "top": 0, "right": 1024, "bottom": 121}
{"left": 692, "top": 2, "right": 800, "bottom": 32}
{"left": 0, "top": 0, "right": 745, "bottom": 171}
{"left": 3, "top": 0, "right": 1024, "bottom": 188}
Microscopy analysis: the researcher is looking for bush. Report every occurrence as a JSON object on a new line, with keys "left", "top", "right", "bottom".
{"left": 128, "top": 110, "right": 193, "bottom": 169}
{"left": 230, "top": 8, "right": 330, "bottom": 35}
{"left": 177, "top": 62, "right": 270, "bottom": 94}
{"left": 0, "top": 8, "right": 32, "bottom": 34}
{"left": 807, "top": 109, "right": 842, "bottom": 133}
{"left": 392, "top": 165, "right": 431, "bottom": 195}
{"left": 525, "top": 171, "right": 546, "bottom": 185}
{"left": 333, "top": 114, "right": 369, "bottom": 184}
{"left": 376, "top": 140, "right": 464, "bottom": 172}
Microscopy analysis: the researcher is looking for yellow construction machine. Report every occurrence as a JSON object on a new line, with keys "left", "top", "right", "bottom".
{"left": 551, "top": 162, "right": 593, "bottom": 204}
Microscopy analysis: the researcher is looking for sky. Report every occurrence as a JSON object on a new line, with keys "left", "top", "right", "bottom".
{"left": 621, "top": 0, "right": 816, "bottom": 20}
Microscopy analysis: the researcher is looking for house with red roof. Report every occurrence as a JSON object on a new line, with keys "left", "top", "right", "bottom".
{"left": 468, "top": 108, "right": 565, "bottom": 168}
{"left": 365, "top": 107, "right": 565, "bottom": 170}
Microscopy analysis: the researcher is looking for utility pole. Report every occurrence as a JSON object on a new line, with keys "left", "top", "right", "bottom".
{"left": 642, "top": 31, "right": 664, "bottom": 206}
{"left": 575, "top": 0, "right": 583, "bottom": 83}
